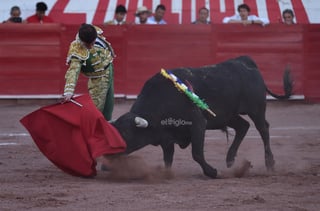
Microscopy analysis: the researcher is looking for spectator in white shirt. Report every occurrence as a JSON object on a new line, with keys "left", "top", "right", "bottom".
{"left": 223, "top": 4, "right": 269, "bottom": 26}
{"left": 148, "top": 4, "right": 167, "bottom": 24}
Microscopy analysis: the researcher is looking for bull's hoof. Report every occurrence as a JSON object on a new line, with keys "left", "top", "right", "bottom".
{"left": 204, "top": 167, "right": 218, "bottom": 178}
{"left": 266, "top": 159, "right": 275, "bottom": 172}
{"left": 101, "top": 164, "right": 110, "bottom": 171}
{"left": 226, "top": 151, "right": 236, "bottom": 168}
{"left": 265, "top": 155, "right": 275, "bottom": 171}
{"left": 226, "top": 159, "right": 235, "bottom": 168}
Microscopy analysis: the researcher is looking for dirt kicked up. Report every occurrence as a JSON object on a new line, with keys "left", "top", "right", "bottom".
{"left": 0, "top": 100, "right": 320, "bottom": 210}
{"left": 100, "top": 155, "right": 252, "bottom": 181}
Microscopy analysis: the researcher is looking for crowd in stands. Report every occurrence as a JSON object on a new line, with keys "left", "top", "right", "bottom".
{"left": 3, "top": 2, "right": 53, "bottom": 24}
{"left": 2, "top": 2, "right": 296, "bottom": 25}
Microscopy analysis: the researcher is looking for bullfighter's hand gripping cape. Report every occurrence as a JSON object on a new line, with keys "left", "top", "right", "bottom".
{"left": 20, "top": 95, "right": 126, "bottom": 177}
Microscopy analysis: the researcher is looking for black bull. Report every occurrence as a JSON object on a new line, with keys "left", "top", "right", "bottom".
{"left": 112, "top": 56, "right": 292, "bottom": 178}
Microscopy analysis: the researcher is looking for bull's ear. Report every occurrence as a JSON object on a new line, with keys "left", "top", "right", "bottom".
{"left": 134, "top": 117, "right": 148, "bottom": 128}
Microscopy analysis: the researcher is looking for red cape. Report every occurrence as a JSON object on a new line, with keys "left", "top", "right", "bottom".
{"left": 20, "top": 95, "right": 126, "bottom": 177}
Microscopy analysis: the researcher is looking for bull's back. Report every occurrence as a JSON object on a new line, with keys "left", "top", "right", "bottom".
{"left": 175, "top": 56, "right": 265, "bottom": 97}
{"left": 132, "top": 56, "right": 267, "bottom": 127}
{"left": 171, "top": 56, "right": 267, "bottom": 119}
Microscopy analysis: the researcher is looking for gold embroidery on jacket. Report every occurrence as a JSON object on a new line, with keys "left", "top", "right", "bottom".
{"left": 63, "top": 25, "right": 115, "bottom": 96}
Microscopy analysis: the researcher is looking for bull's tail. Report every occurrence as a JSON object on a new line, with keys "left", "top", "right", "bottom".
{"left": 266, "top": 68, "right": 293, "bottom": 100}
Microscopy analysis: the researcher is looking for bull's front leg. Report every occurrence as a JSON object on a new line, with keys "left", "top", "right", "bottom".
{"left": 226, "top": 115, "right": 250, "bottom": 168}
{"left": 191, "top": 129, "right": 217, "bottom": 178}
{"left": 161, "top": 143, "right": 174, "bottom": 168}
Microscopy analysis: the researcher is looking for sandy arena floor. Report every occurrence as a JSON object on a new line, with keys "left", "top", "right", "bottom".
{"left": 0, "top": 99, "right": 320, "bottom": 211}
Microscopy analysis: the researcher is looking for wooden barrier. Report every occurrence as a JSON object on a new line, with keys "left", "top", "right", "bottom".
{"left": 0, "top": 24, "right": 319, "bottom": 102}
{"left": 0, "top": 24, "right": 63, "bottom": 95}
{"left": 303, "top": 25, "right": 320, "bottom": 102}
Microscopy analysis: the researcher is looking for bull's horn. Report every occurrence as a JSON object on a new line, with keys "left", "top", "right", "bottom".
{"left": 134, "top": 117, "right": 148, "bottom": 128}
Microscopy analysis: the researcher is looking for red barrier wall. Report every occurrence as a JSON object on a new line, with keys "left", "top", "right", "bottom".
{"left": 0, "top": 24, "right": 319, "bottom": 102}
{"left": 0, "top": 24, "right": 63, "bottom": 94}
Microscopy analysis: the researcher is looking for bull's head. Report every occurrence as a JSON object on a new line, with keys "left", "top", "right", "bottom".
{"left": 112, "top": 112, "right": 155, "bottom": 154}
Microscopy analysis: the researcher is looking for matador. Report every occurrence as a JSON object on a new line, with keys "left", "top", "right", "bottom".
{"left": 63, "top": 24, "right": 115, "bottom": 120}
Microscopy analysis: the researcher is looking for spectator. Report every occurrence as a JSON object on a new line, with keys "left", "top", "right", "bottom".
{"left": 148, "top": 4, "right": 167, "bottom": 24}
{"left": 282, "top": 9, "right": 295, "bottom": 25}
{"left": 223, "top": 3, "right": 269, "bottom": 26}
{"left": 104, "top": 5, "right": 128, "bottom": 25}
{"left": 26, "top": 2, "right": 54, "bottom": 23}
{"left": 62, "top": 24, "right": 116, "bottom": 121}
{"left": 135, "top": 6, "right": 154, "bottom": 24}
{"left": 192, "top": 7, "right": 211, "bottom": 24}
{"left": 3, "top": 6, "right": 23, "bottom": 23}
